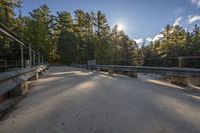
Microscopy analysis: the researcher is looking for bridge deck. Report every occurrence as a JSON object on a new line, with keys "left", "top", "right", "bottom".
{"left": 0, "top": 66, "right": 200, "bottom": 133}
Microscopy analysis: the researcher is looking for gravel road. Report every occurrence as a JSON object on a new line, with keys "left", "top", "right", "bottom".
{"left": 0, "top": 66, "right": 200, "bottom": 133}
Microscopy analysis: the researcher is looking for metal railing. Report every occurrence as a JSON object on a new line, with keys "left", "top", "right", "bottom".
{"left": 74, "top": 64, "right": 200, "bottom": 77}
{"left": 94, "top": 56, "right": 200, "bottom": 68}
{"left": 0, "top": 65, "right": 48, "bottom": 96}
{"left": 0, "top": 23, "right": 44, "bottom": 72}
{"left": 0, "top": 23, "right": 49, "bottom": 100}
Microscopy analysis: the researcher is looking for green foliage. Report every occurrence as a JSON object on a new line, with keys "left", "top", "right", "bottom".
{"left": 57, "top": 31, "right": 77, "bottom": 64}
{"left": 1, "top": 1, "right": 200, "bottom": 67}
{"left": 143, "top": 24, "right": 200, "bottom": 67}
{"left": 0, "top": 0, "right": 18, "bottom": 28}
{"left": 0, "top": 2, "right": 140, "bottom": 65}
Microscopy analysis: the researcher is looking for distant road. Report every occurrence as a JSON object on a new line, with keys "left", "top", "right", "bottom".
{"left": 0, "top": 66, "right": 200, "bottom": 133}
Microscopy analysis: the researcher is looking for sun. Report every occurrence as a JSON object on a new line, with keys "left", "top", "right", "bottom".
{"left": 117, "top": 23, "right": 124, "bottom": 31}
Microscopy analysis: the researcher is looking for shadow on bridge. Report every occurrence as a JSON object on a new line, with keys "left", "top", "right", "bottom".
{"left": 1, "top": 66, "right": 200, "bottom": 133}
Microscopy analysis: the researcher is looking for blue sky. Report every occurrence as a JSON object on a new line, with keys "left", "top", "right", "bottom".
{"left": 20, "top": 0, "right": 200, "bottom": 43}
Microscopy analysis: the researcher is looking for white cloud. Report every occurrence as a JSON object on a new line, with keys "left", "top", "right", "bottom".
{"left": 146, "top": 37, "right": 153, "bottom": 42}
{"left": 188, "top": 15, "right": 200, "bottom": 24}
{"left": 134, "top": 38, "right": 144, "bottom": 45}
{"left": 144, "top": 34, "right": 163, "bottom": 43}
{"left": 152, "top": 34, "right": 163, "bottom": 41}
{"left": 136, "top": 17, "right": 185, "bottom": 44}
{"left": 173, "top": 17, "right": 182, "bottom": 26}
{"left": 146, "top": 29, "right": 164, "bottom": 43}
{"left": 191, "top": 0, "right": 200, "bottom": 7}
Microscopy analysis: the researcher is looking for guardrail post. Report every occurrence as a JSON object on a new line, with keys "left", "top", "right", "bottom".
{"left": 21, "top": 81, "right": 29, "bottom": 96}
{"left": 21, "top": 45, "right": 24, "bottom": 69}
{"left": 9, "top": 80, "right": 29, "bottom": 97}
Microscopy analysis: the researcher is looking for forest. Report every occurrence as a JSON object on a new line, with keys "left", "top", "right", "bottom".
{"left": 0, "top": 0, "right": 200, "bottom": 67}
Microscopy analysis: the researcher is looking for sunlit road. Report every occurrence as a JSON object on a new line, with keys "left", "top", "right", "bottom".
{"left": 0, "top": 66, "right": 200, "bottom": 133}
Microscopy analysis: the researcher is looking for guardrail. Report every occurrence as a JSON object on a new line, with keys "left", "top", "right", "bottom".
{"left": 73, "top": 64, "right": 200, "bottom": 86}
{"left": 0, "top": 23, "right": 44, "bottom": 71}
{"left": 0, "top": 65, "right": 48, "bottom": 101}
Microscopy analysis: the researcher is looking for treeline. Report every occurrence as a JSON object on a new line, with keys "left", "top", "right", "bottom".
{"left": 142, "top": 25, "right": 200, "bottom": 67}
{"left": 0, "top": 1, "right": 138, "bottom": 65}
{"left": 0, "top": 0, "right": 200, "bottom": 67}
